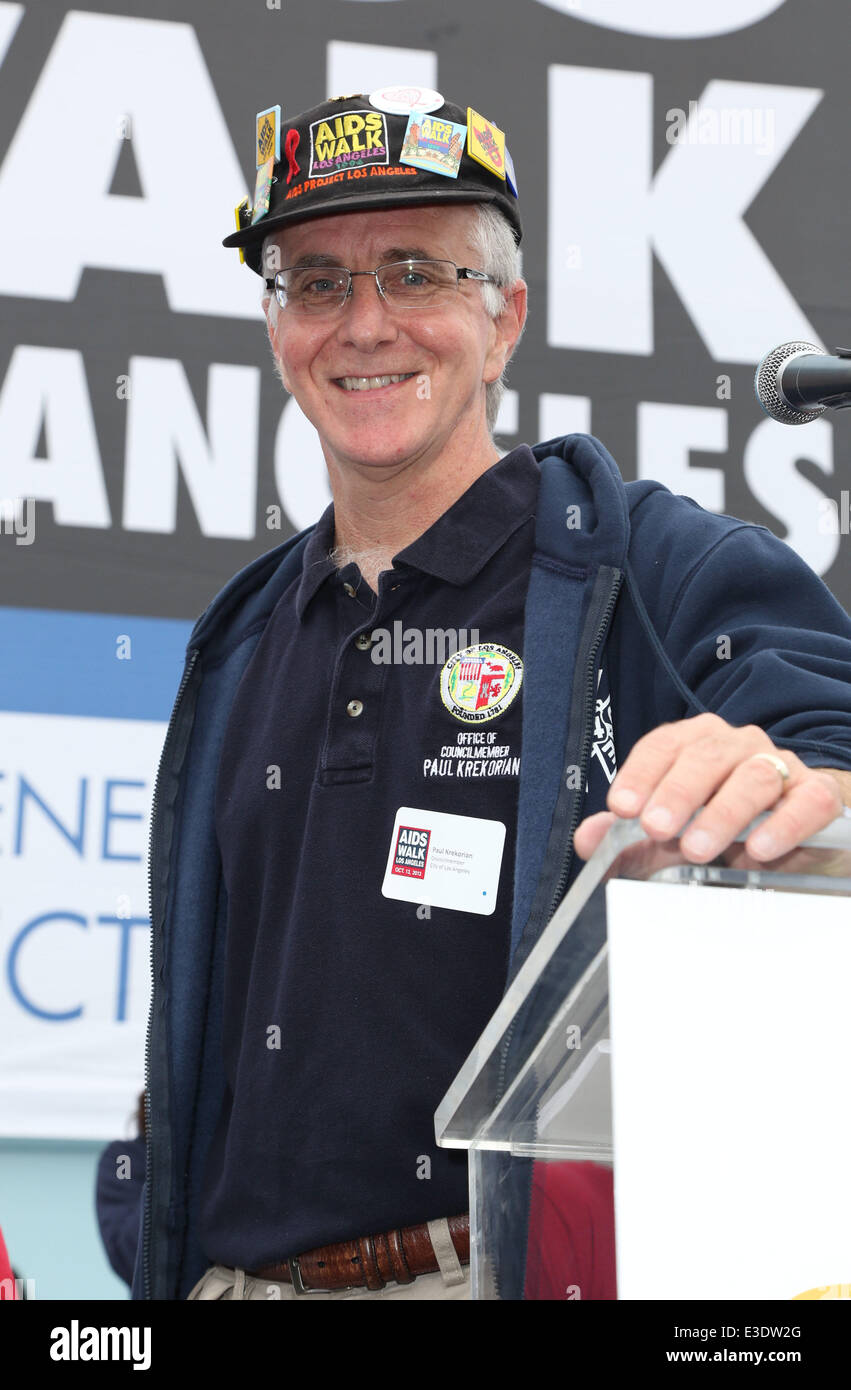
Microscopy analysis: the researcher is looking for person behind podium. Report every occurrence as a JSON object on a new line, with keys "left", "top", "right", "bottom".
{"left": 132, "top": 87, "right": 851, "bottom": 1301}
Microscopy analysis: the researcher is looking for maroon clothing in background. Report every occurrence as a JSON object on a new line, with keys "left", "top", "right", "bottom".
{"left": 524, "top": 1161, "right": 617, "bottom": 1300}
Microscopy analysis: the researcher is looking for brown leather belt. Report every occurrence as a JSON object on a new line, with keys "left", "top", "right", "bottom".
{"left": 247, "top": 1214, "right": 470, "bottom": 1294}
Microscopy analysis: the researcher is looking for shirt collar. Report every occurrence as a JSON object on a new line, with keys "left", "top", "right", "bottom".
{"left": 295, "top": 504, "right": 339, "bottom": 620}
{"left": 295, "top": 444, "right": 540, "bottom": 620}
{"left": 393, "top": 444, "right": 540, "bottom": 584}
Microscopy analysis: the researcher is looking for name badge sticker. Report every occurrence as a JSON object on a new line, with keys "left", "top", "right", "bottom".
{"left": 382, "top": 806, "right": 506, "bottom": 915}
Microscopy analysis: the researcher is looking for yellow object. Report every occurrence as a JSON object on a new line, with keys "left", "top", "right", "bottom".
{"left": 233, "top": 199, "right": 250, "bottom": 263}
{"left": 255, "top": 105, "right": 281, "bottom": 167}
{"left": 466, "top": 108, "right": 506, "bottom": 180}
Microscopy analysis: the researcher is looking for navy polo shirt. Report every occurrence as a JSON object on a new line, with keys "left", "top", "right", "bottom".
{"left": 198, "top": 445, "right": 541, "bottom": 1270}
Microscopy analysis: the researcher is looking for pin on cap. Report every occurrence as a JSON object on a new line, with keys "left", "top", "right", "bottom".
{"left": 250, "top": 157, "right": 275, "bottom": 224}
{"left": 256, "top": 105, "right": 281, "bottom": 167}
{"left": 504, "top": 146, "right": 518, "bottom": 197}
{"left": 369, "top": 84, "right": 444, "bottom": 115}
{"left": 284, "top": 127, "right": 301, "bottom": 185}
{"left": 233, "top": 198, "right": 250, "bottom": 262}
{"left": 466, "top": 108, "right": 506, "bottom": 180}
{"left": 400, "top": 112, "right": 467, "bottom": 180}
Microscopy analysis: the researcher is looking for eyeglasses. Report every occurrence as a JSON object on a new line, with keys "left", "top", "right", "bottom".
{"left": 263, "top": 259, "right": 494, "bottom": 313}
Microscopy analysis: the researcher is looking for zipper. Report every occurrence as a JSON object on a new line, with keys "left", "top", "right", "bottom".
{"left": 496, "top": 570, "right": 623, "bottom": 1104}
{"left": 142, "top": 646, "right": 200, "bottom": 1300}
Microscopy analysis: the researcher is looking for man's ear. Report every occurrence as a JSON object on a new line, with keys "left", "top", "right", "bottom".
{"left": 501, "top": 278, "right": 528, "bottom": 362}
{"left": 484, "top": 278, "right": 528, "bottom": 384}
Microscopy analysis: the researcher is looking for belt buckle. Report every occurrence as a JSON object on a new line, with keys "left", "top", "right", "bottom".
{"left": 288, "top": 1254, "right": 363, "bottom": 1295}
{"left": 288, "top": 1256, "right": 324, "bottom": 1295}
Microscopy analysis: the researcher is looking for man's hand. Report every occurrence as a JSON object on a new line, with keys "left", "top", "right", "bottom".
{"left": 573, "top": 712, "right": 849, "bottom": 863}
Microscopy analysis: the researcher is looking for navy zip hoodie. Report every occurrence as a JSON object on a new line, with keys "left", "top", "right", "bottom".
{"left": 131, "top": 433, "right": 851, "bottom": 1299}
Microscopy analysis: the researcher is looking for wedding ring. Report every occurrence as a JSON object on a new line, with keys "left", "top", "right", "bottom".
{"left": 749, "top": 752, "right": 791, "bottom": 785}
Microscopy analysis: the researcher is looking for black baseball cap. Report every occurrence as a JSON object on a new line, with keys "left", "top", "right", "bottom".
{"left": 222, "top": 88, "right": 521, "bottom": 276}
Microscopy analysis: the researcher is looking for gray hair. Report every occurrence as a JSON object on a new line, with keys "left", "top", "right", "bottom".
{"left": 467, "top": 203, "right": 524, "bottom": 433}
{"left": 260, "top": 201, "right": 523, "bottom": 436}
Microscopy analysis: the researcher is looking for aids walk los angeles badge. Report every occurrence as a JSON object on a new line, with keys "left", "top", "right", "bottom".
{"left": 400, "top": 113, "right": 467, "bottom": 178}
{"left": 256, "top": 105, "right": 281, "bottom": 167}
{"left": 440, "top": 643, "right": 523, "bottom": 724}
{"left": 308, "top": 109, "right": 389, "bottom": 177}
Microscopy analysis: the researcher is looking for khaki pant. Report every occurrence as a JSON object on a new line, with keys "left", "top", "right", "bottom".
{"left": 187, "top": 1218, "right": 471, "bottom": 1301}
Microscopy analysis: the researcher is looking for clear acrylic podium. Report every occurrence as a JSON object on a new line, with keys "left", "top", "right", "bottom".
{"left": 435, "top": 812, "right": 851, "bottom": 1300}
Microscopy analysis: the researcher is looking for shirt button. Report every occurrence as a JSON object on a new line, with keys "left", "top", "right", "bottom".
{"left": 354, "top": 633, "right": 372, "bottom": 651}
{"left": 342, "top": 582, "right": 357, "bottom": 598}
{"left": 346, "top": 699, "right": 364, "bottom": 718}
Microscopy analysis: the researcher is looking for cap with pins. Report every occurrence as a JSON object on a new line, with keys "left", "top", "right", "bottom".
{"left": 223, "top": 87, "right": 521, "bottom": 276}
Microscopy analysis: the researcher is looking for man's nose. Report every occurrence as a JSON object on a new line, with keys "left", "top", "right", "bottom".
{"left": 335, "top": 273, "right": 398, "bottom": 347}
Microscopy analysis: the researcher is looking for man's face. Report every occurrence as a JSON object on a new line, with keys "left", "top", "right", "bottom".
{"left": 263, "top": 203, "right": 525, "bottom": 476}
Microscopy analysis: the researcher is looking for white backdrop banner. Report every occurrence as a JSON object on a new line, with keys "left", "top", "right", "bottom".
{"left": 0, "top": 609, "right": 188, "bottom": 1138}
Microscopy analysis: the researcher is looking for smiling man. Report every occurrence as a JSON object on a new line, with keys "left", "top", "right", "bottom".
{"left": 133, "top": 90, "right": 851, "bottom": 1303}
{"left": 260, "top": 202, "right": 526, "bottom": 592}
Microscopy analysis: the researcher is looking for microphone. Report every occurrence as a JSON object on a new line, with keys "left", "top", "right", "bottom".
{"left": 754, "top": 342, "right": 851, "bottom": 425}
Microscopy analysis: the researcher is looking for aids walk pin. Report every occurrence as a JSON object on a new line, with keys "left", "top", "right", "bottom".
{"left": 250, "top": 157, "right": 275, "bottom": 224}
{"left": 255, "top": 104, "right": 281, "bottom": 167}
{"left": 466, "top": 108, "right": 506, "bottom": 180}
{"left": 400, "top": 113, "right": 466, "bottom": 179}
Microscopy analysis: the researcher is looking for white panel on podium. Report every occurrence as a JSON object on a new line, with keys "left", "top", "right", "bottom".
{"left": 608, "top": 879, "right": 851, "bottom": 1300}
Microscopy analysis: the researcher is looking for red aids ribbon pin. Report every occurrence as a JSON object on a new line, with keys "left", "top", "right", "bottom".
{"left": 284, "top": 129, "right": 300, "bottom": 184}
